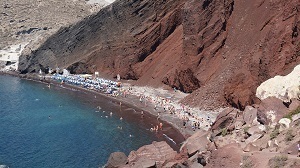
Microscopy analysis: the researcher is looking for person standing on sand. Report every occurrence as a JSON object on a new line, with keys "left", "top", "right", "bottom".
{"left": 141, "top": 111, "right": 144, "bottom": 118}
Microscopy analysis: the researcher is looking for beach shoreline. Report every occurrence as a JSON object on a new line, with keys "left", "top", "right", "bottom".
{"left": 0, "top": 71, "right": 220, "bottom": 148}
{"left": 0, "top": 71, "right": 187, "bottom": 147}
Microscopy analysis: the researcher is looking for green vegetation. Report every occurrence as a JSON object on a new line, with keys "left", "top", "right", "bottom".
{"left": 241, "top": 156, "right": 254, "bottom": 168}
{"left": 283, "top": 106, "right": 300, "bottom": 120}
{"left": 243, "top": 126, "right": 250, "bottom": 134}
{"left": 270, "top": 128, "right": 280, "bottom": 140}
{"left": 284, "top": 129, "right": 295, "bottom": 142}
{"left": 268, "top": 155, "right": 288, "bottom": 168}
{"left": 221, "top": 128, "right": 228, "bottom": 137}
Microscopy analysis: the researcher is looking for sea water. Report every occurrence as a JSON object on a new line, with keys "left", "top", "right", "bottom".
{"left": 0, "top": 75, "right": 163, "bottom": 167}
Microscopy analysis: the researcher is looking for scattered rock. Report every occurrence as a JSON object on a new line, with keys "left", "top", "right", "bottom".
{"left": 247, "top": 124, "right": 266, "bottom": 135}
{"left": 278, "top": 118, "right": 291, "bottom": 132}
{"left": 243, "top": 106, "right": 259, "bottom": 126}
{"left": 211, "top": 107, "right": 239, "bottom": 133}
{"left": 234, "top": 120, "right": 244, "bottom": 130}
{"left": 257, "top": 97, "right": 290, "bottom": 124}
{"left": 180, "top": 131, "right": 209, "bottom": 156}
{"left": 188, "top": 152, "right": 199, "bottom": 162}
{"left": 268, "top": 147, "right": 278, "bottom": 152}
{"left": 243, "top": 143, "right": 260, "bottom": 152}
{"left": 289, "top": 98, "right": 300, "bottom": 109}
{"left": 266, "top": 139, "right": 280, "bottom": 150}
{"left": 245, "top": 133, "right": 264, "bottom": 144}
{"left": 190, "top": 162, "right": 204, "bottom": 168}
{"left": 292, "top": 113, "right": 300, "bottom": 122}
{"left": 256, "top": 109, "right": 269, "bottom": 125}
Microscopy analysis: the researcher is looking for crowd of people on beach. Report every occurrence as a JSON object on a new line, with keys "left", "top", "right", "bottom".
{"left": 120, "top": 85, "right": 214, "bottom": 131}
{"left": 49, "top": 73, "right": 215, "bottom": 132}
{"left": 51, "top": 74, "right": 120, "bottom": 94}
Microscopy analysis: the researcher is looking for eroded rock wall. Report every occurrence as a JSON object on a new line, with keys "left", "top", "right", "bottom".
{"left": 180, "top": 0, "right": 300, "bottom": 110}
{"left": 19, "top": 0, "right": 186, "bottom": 78}
{"left": 19, "top": 0, "right": 300, "bottom": 110}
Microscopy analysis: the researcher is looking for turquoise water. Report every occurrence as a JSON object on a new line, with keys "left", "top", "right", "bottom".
{"left": 0, "top": 75, "right": 162, "bottom": 167}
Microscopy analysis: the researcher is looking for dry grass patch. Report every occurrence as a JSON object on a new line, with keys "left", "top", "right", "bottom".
{"left": 268, "top": 155, "right": 288, "bottom": 168}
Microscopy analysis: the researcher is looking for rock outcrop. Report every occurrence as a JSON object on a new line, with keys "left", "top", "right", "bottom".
{"left": 17, "top": 0, "right": 300, "bottom": 110}
{"left": 210, "top": 107, "right": 239, "bottom": 133}
{"left": 180, "top": 130, "right": 210, "bottom": 156}
{"left": 127, "top": 141, "right": 177, "bottom": 167}
{"left": 106, "top": 152, "right": 128, "bottom": 168}
{"left": 256, "top": 64, "right": 300, "bottom": 102}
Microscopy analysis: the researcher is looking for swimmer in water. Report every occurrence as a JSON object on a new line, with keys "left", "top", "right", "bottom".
{"left": 159, "top": 122, "right": 163, "bottom": 130}
{"left": 48, "top": 115, "right": 51, "bottom": 119}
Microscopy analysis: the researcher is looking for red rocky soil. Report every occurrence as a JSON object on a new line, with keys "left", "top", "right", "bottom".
{"left": 19, "top": 0, "right": 300, "bottom": 110}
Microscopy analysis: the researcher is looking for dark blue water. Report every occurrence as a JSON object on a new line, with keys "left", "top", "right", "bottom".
{"left": 0, "top": 75, "right": 161, "bottom": 167}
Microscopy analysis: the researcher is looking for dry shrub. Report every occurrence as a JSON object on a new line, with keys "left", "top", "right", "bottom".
{"left": 241, "top": 156, "right": 254, "bottom": 168}
{"left": 268, "top": 155, "right": 288, "bottom": 168}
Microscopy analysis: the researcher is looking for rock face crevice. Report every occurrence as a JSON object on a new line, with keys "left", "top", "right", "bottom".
{"left": 19, "top": 0, "right": 300, "bottom": 110}
{"left": 181, "top": 0, "right": 300, "bottom": 110}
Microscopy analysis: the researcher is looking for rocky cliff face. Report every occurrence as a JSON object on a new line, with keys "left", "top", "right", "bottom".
{"left": 19, "top": 0, "right": 300, "bottom": 110}
{"left": 0, "top": 0, "right": 112, "bottom": 49}
{"left": 19, "top": 0, "right": 186, "bottom": 76}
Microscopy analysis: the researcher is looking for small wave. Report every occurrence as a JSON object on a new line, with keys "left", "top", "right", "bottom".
{"left": 0, "top": 165, "right": 9, "bottom": 168}
{"left": 35, "top": 98, "right": 39, "bottom": 101}
{"left": 163, "top": 134, "right": 176, "bottom": 144}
